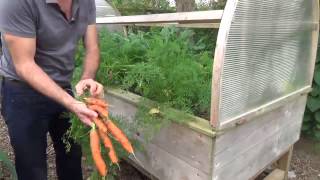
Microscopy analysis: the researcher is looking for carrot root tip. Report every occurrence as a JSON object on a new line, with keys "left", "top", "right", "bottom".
{"left": 131, "top": 152, "right": 144, "bottom": 168}
{"left": 116, "top": 163, "right": 121, "bottom": 171}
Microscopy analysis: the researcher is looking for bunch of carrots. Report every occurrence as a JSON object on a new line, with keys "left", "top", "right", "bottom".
{"left": 84, "top": 97, "right": 135, "bottom": 177}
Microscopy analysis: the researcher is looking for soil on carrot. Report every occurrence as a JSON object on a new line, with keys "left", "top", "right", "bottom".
{"left": 0, "top": 117, "right": 319, "bottom": 180}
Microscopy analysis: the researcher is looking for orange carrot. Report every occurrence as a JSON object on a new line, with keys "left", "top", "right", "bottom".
{"left": 99, "top": 130, "right": 119, "bottom": 165}
{"left": 88, "top": 105, "right": 109, "bottom": 118}
{"left": 90, "top": 128, "right": 107, "bottom": 177}
{"left": 85, "top": 97, "right": 108, "bottom": 108}
{"left": 105, "top": 120, "right": 134, "bottom": 154}
{"left": 92, "top": 117, "right": 108, "bottom": 133}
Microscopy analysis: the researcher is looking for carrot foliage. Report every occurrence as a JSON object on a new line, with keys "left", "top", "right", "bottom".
{"left": 68, "top": 27, "right": 216, "bottom": 178}
{"left": 95, "top": 27, "right": 214, "bottom": 118}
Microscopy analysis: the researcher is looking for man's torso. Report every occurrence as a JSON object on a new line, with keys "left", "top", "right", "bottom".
{"left": 0, "top": 0, "right": 95, "bottom": 85}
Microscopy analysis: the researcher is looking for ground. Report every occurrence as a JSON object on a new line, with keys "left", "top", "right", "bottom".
{"left": 0, "top": 118, "right": 320, "bottom": 180}
{"left": 290, "top": 139, "right": 320, "bottom": 180}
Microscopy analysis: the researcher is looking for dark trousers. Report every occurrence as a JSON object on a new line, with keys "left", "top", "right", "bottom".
{"left": 1, "top": 79, "right": 83, "bottom": 180}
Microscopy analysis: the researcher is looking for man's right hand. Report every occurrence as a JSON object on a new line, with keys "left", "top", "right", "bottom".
{"left": 68, "top": 100, "right": 98, "bottom": 126}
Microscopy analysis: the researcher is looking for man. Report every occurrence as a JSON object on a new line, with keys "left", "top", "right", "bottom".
{"left": 0, "top": 0, "right": 103, "bottom": 179}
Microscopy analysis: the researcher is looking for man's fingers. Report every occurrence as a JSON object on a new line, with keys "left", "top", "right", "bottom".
{"left": 93, "top": 83, "right": 104, "bottom": 97}
{"left": 75, "top": 81, "right": 85, "bottom": 96}
{"left": 75, "top": 79, "right": 104, "bottom": 97}
{"left": 89, "top": 82, "right": 98, "bottom": 95}
{"left": 79, "top": 115, "right": 93, "bottom": 126}
{"left": 83, "top": 107, "right": 98, "bottom": 118}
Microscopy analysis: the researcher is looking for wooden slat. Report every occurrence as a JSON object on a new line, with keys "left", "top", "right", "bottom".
{"left": 212, "top": 96, "right": 307, "bottom": 180}
{"left": 214, "top": 96, "right": 306, "bottom": 168}
{"left": 130, "top": 23, "right": 220, "bottom": 29}
{"left": 105, "top": 89, "right": 214, "bottom": 179}
{"left": 96, "top": 10, "right": 223, "bottom": 24}
{"left": 210, "top": 0, "right": 238, "bottom": 128}
{"left": 263, "top": 169, "right": 285, "bottom": 180}
{"left": 106, "top": 88, "right": 215, "bottom": 137}
{"left": 151, "top": 123, "right": 213, "bottom": 174}
{"left": 276, "top": 146, "right": 293, "bottom": 180}
{"left": 218, "top": 87, "right": 311, "bottom": 130}
{"left": 131, "top": 142, "right": 211, "bottom": 180}
{"left": 308, "top": 0, "right": 320, "bottom": 84}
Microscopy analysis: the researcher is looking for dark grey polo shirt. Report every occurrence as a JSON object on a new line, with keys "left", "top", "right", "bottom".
{"left": 0, "top": 0, "right": 96, "bottom": 85}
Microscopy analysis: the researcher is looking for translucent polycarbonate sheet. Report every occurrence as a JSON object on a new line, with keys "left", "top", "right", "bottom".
{"left": 218, "top": 0, "right": 316, "bottom": 124}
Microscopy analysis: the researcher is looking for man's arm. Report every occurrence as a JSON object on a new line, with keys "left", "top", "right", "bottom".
{"left": 4, "top": 33, "right": 97, "bottom": 125}
{"left": 82, "top": 24, "right": 99, "bottom": 80}
{"left": 75, "top": 25, "right": 103, "bottom": 97}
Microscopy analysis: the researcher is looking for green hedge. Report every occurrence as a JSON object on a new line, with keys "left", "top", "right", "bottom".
{"left": 303, "top": 35, "right": 320, "bottom": 140}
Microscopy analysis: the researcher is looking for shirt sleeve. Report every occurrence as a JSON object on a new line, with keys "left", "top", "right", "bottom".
{"left": 0, "top": 0, "right": 36, "bottom": 38}
{"left": 88, "top": 0, "right": 96, "bottom": 25}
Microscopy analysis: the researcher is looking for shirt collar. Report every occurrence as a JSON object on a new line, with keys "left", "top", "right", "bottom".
{"left": 46, "top": 0, "right": 58, "bottom": 3}
{"left": 45, "top": 0, "right": 80, "bottom": 22}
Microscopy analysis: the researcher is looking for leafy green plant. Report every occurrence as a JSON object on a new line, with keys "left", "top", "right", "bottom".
{"left": 303, "top": 37, "right": 320, "bottom": 141}
{"left": 68, "top": 27, "right": 214, "bottom": 178}
{"left": 108, "top": 0, "right": 173, "bottom": 15}
{"left": 96, "top": 27, "right": 213, "bottom": 118}
{"left": 0, "top": 150, "right": 17, "bottom": 180}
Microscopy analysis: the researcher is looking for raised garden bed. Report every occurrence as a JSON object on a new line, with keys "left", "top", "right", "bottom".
{"left": 70, "top": 0, "right": 319, "bottom": 179}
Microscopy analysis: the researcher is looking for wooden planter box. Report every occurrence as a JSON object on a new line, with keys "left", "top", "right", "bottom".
{"left": 98, "top": 0, "right": 319, "bottom": 179}
{"left": 106, "top": 89, "right": 307, "bottom": 180}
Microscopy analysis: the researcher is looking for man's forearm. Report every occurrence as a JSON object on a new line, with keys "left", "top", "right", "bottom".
{"left": 16, "top": 61, "right": 75, "bottom": 109}
{"left": 81, "top": 48, "right": 100, "bottom": 80}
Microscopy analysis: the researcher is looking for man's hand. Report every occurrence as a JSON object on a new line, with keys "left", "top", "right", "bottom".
{"left": 75, "top": 79, "right": 104, "bottom": 97}
{"left": 68, "top": 99, "right": 98, "bottom": 126}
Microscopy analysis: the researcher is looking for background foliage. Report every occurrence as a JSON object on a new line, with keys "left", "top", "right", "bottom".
{"left": 303, "top": 36, "right": 320, "bottom": 141}
{"left": 107, "top": 0, "right": 226, "bottom": 15}
{"left": 107, "top": 0, "right": 173, "bottom": 15}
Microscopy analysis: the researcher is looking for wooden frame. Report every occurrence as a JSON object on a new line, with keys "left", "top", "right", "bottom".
{"left": 126, "top": 23, "right": 220, "bottom": 29}
{"left": 309, "top": 0, "right": 320, "bottom": 84}
{"left": 96, "top": 10, "right": 223, "bottom": 24}
{"left": 210, "top": 0, "right": 320, "bottom": 129}
{"left": 218, "top": 87, "right": 311, "bottom": 130}
{"left": 97, "top": 2, "right": 319, "bottom": 179}
{"left": 210, "top": 0, "right": 238, "bottom": 128}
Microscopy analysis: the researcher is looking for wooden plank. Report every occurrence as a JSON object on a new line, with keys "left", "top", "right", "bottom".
{"left": 131, "top": 142, "right": 211, "bottom": 180}
{"left": 213, "top": 119, "right": 302, "bottom": 180}
{"left": 106, "top": 88, "right": 215, "bottom": 137}
{"left": 263, "top": 169, "right": 285, "bottom": 180}
{"left": 214, "top": 95, "right": 306, "bottom": 156}
{"left": 276, "top": 147, "right": 293, "bottom": 180}
{"left": 213, "top": 96, "right": 306, "bottom": 169}
{"left": 210, "top": 0, "right": 238, "bottom": 127}
{"left": 105, "top": 89, "right": 214, "bottom": 179}
{"left": 218, "top": 87, "right": 311, "bottom": 130}
{"left": 151, "top": 123, "right": 213, "bottom": 174}
{"left": 212, "top": 96, "right": 306, "bottom": 180}
{"left": 96, "top": 10, "right": 223, "bottom": 24}
{"left": 308, "top": 0, "right": 320, "bottom": 84}
{"left": 131, "top": 23, "right": 220, "bottom": 29}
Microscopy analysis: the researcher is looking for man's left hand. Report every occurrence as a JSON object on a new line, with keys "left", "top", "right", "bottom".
{"left": 75, "top": 79, "right": 104, "bottom": 97}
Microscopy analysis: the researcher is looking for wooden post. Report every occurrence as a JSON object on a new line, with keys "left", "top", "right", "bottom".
{"left": 263, "top": 169, "right": 285, "bottom": 180}
{"left": 276, "top": 146, "right": 293, "bottom": 180}
{"left": 123, "top": 26, "right": 128, "bottom": 37}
